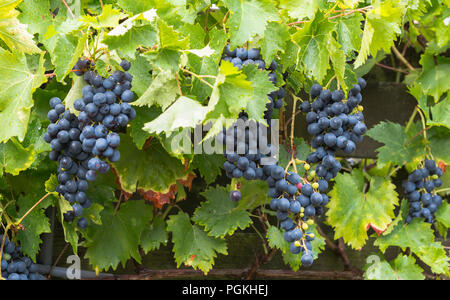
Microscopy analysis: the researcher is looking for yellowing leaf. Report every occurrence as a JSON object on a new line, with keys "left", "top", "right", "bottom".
{"left": 327, "top": 170, "right": 399, "bottom": 249}
{"left": 0, "top": 49, "right": 46, "bottom": 142}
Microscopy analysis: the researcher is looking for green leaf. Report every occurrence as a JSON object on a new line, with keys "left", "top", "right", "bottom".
{"left": 129, "top": 106, "right": 160, "bottom": 150}
{"left": 0, "top": 1, "right": 40, "bottom": 53}
{"left": 42, "top": 19, "right": 86, "bottom": 82}
{"left": 292, "top": 11, "right": 335, "bottom": 82}
{"left": 236, "top": 179, "right": 270, "bottom": 211}
{"left": 417, "top": 54, "right": 450, "bottom": 102}
{"left": 112, "top": 134, "right": 186, "bottom": 193}
{"left": 143, "top": 96, "right": 209, "bottom": 135}
{"left": 127, "top": 54, "right": 153, "bottom": 97}
{"left": 63, "top": 75, "right": 85, "bottom": 115}
{"left": 0, "top": 138, "right": 36, "bottom": 175}
{"left": 366, "top": 121, "right": 427, "bottom": 166}
{"left": 15, "top": 194, "right": 52, "bottom": 261}
{"left": 21, "top": 112, "right": 51, "bottom": 154}
{"left": 191, "top": 153, "right": 225, "bottom": 185}
{"left": 141, "top": 216, "right": 168, "bottom": 254}
{"left": 18, "top": 0, "right": 52, "bottom": 37}
{"left": 354, "top": 0, "right": 402, "bottom": 68}
{"left": 327, "top": 170, "right": 399, "bottom": 249}
{"left": 223, "top": 0, "right": 280, "bottom": 48}
{"left": 261, "top": 22, "right": 290, "bottom": 64}
{"left": 80, "top": 4, "right": 126, "bottom": 29}
{"left": 241, "top": 64, "right": 276, "bottom": 121}
{"left": 167, "top": 212, "right": 228, "bottom": 274}
{"left": 279, "top": 0, "right": 319, "bottom": 21}
{"left": 193, "top": 186, "right": 252, "bottom": 238}
{"left": 428, "top": 96, "right": 450, "bottom": 128}
{"left": 336, "top": 13, "right": 363, "bottom": 55}
{"left": 132, "top": 69, "right": 178, "bottom": 110}
{"left": 364, "top": 254, "right": 425, "bottom": 280}
{"left": 0, "top": 49, "right": 46, "bottom": 142}
{"left": 328, "top": 37, "right": 348, "bottom": 92}
{"left": 435, "top": 202, "right": 450, "bottom": 229}
{"left": 203, "top": 61, "right": 253, "bottom": 140}
{"left": 84, "top": 200, "right": 153, "bottom": 271}
{"left": 157, "top": 18, "right": 189, "bottom": 50}
{"left": 375, "top": 218, "right": 449, "bottom": 276}
{"left": 103, "top": 24, "right": 157, "bottom": 60}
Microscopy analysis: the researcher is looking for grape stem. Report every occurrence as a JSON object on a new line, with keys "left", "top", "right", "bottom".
{"left": 391, "top": 46, "right": 415, "bottom": 71}
{"left": 175, "top": 73, "right": 183, "bottom": 96}
{"left": 181, "top": 68, "right": 216, "bottom": 89}
{"left": 15, "top": 192, "right": 51, "bottom": 226}
{"left": 287, "top": 5, "right": 372, "bottom": 26}
{"left": 61, "top": 0, "right": 75, "bottom": 19}
{"left": 376, "top": 62, "right": 409, "bottom": 74}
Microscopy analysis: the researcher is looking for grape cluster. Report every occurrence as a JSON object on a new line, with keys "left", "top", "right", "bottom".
{"left": 222, "top": 46, "right": 286, "bottom": 122}
{"left": 403, "top": 159, "right": 444, "bottom": 223}
{"left": 45, "top": 100, "right": 92, "bottom": 229}
{"left": 266, "top": 78, "right": 368, "bottom": 265}
{"left": 1, "top": 235, "right": 46, "bottom": 280}
{"left": 46, "top": 58, "right": 136, "bottom": 228}
{"left": 298, "top": 78, "right": 367, "bottom": 217}
{"left": 266, "top": 165, "right": 317, "bottom": 265}
{"left": 220, "top": 116, "right": 268, "bottom": 182}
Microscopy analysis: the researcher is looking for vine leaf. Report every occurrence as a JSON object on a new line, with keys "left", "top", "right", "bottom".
{"left": 366, "top": 121, "right": 427, "bottom": 166}
{"left": 80, "top": 4, "right": 126, "bottom": 29}
{"left": 336, "top": 14, "right": 364, "bottom": 55}
{"left": 111, "top": 134, "right": 187, "bottom": 194}
{"left": 103, "top": 24, "right": 157, "bottom": 60}
{"left": 327, "top": 170, "right": 399, "bottom": 250}
{"left": 375, "top": 218, "right": 450, "bottom": 276}
{"left": 279, "top": 0, "right": 318, "bottom": 21}
{"left": 167, "top": 212, "right": 228, "bottom": 274}
{"left": 15, "top": 194, "right": 52, "bottom": 262}
{"left": 0, "top": 49, "right": 46, "bottom": 142}
{"left": 143, "top": 96, "right": 209, "bottom": 135}
{"left": 42, "top": 20, "right": 86, "bottom": 82}
{"left": 292, "top": 11, "right": 335, "bottom": 83}
{"left": 261, "top": 22, "right": 290, "bottom": 64}
{"left": 193, "top": 186, "right": 252, "bottom": 238}
{"left": 223, "top": 0, "right": 280, "bottom": 48}
{"left": 0, "top": 0, "right": 40, "bottom": 54}
{"left": 0, "top": 138, "right": 36, "bottom": 175}
{"left": 241, "top": 64, "right": 277, "bottom": 121}
{"left": 203, "top": 61, "right": 253, "bottom": 141}
{"left": 84, "top": 200, "right": 153, "bottom": 271}
{"left": 191, "top": 153, "right": 225, "bottom": 185}
{"left": 435, "top": 201, "right": 450, "bottom": 228}
{"left": 354, "top": 0, "right": 402, "bottom": 67}
{"left": 141, "top": 216, "right": 168, "bottom": 254}
{"left": 132, "top": 69, "right": 178, "bottom": 110}
{"left": 236, "top": 179, "right": 270, "bottom": 211}
{"left": 364, "top": 254, "right": 425, "bottom": 280}
{"left": 416, "top": 54, "right": 450, "bottom": 102}
{"left": 64, "top": 75, "right": 85, "bottom": 115}
{"left": 128, "top": 106, "right": 160, "bottom": 150}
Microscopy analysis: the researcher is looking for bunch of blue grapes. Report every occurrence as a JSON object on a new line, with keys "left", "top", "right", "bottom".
{"left": 222, "top": 46, "right": 286, "bottom": 122}
{"left": 46, "top": 58, "right": 136, "bottom": 228}
{"left": 45, "top": 99, "right": 92, "bottom": 229}
{"left": 1, "top": 235, "right": 46, "bottom": 280}
{"left": 297, "top": 79, "right": 367, "bottom": 213}
{"left": 403, "top": 159, "right": 444, "bottom": 223}
{"left": 266, "top": 164, "right": 316, "bottom": 266}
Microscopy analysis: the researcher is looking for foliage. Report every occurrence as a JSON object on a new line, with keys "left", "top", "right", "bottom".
{"left": 0, "top": 0, "right": 447, "bottom": 280}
